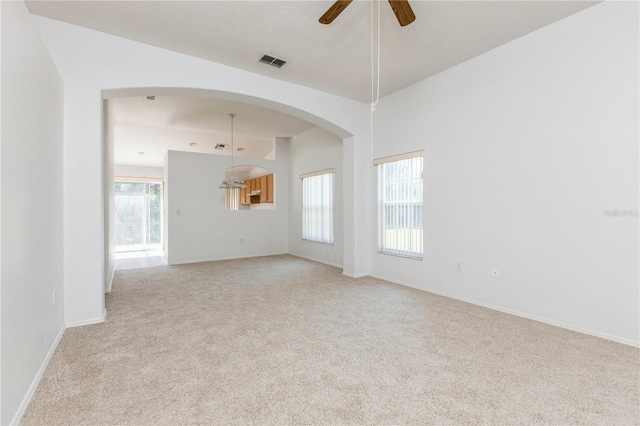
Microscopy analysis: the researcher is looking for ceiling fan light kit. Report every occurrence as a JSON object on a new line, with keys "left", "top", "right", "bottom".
{"left": 319, "top": 0, "right": 415, "bottom": 27}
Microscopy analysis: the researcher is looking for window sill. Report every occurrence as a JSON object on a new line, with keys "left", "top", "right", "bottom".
{"left": 377, "top": 251, "right": 423, "bottom": 261}
{"left": 302, "top": 239, "right": 335, "bottom": 246}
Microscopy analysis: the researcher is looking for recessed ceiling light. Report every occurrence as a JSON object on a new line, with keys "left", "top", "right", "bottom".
{"left": 146, "top": 96, "right": 155, "bottom": 100}
{"left": 190, "top": 143, "right": 198, "bottom": 147}
{"left": 138, "top": 152, "right": 145, "bottom": 155}
{"left": 237, "top": 147, "right": 245, "bottom": 152}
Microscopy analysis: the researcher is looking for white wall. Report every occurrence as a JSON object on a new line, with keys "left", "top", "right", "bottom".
{"left": 115, "top": 164, "right": 164, "bottom": 180}
{"left": 166, "top": 139, "right": 289, "bottom": 264}
{"left": 372, "top": 2, "right": 639, "bottom": 346}
{"left": 0, "top": 2, "right": 65, "bottom": 424}
{"left": 289, "top": 127, "right": 344, "bottom": 268}
{"left": 33, "top": 15, "right": 371, "bottom": 326}
{"left": 163, "top": 154, "right": 171, "bottom": 262}
{"left": 104, "top": 101, "right": 115, "bottom": 293}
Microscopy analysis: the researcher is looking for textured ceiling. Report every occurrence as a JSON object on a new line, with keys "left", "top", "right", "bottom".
{"left": 27, "top": 0, "right": 598, "bottom": 102}
{"left": 111, "top": 96, "right": 316, "bottom": 167}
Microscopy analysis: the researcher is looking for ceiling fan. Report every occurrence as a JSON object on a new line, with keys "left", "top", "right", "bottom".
{"left": 319, "top": 0, "right": 416, "bottom": 27}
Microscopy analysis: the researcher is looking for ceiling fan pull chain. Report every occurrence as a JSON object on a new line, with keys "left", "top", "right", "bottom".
{"left": 371, "top": 0, "right": 374, "bottom": 109}
{"left": 371, "top": 0, "right": 381, "bottom": 111}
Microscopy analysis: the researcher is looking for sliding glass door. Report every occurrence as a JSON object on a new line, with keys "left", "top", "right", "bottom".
{"left": 115, "top": 181, "right": 163, "bottom": 252}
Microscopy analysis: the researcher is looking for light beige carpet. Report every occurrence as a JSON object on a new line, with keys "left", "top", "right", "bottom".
{"left": 21, "top": 255, "right": 639, "bottom": 425}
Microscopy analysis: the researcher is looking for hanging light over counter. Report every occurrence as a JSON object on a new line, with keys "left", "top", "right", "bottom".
{"left": 219, "top": 113, "right": 247, "bottom": 189}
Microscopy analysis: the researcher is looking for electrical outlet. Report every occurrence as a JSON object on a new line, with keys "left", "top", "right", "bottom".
{"left": 456, "top": 261, "right": 462, "bottom": 272}
{"left": 240, "top": 237, "right": 244, "bottom": 244}
{"left": 492, "top": 268, "right": 500, "bottom": 279}
{"left": 52, "top": 288, "right": 56, "bottom": 304}
{"left": 327, "top": 251, "right": 331, "bottom": 259}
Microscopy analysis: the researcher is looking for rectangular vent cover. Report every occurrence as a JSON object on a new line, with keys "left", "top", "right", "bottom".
{"left": 214, "top": 144, "right": 227, "bottom": 150}
{"left": 259, "top": 54, "right": 287, "bottom": 68}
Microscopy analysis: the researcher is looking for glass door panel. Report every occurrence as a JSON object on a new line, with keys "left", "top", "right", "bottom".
{"left": 115, "top": 181, "right": 163, "bottom": 252}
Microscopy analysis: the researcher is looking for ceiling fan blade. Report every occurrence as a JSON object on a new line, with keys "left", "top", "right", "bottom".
{"left": 319, "top": 0, "right": 353, "bottom": 25}
{"left": 388, "top": 0, "right": 416, "bottom": 27}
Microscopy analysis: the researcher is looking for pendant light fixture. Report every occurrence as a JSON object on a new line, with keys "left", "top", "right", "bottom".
{"left": 219, "top": 113, "right": 247, "bottom": 189}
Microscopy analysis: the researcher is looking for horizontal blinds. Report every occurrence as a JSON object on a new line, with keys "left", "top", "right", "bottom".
{"left": 373, "top": 150, "right": 424, "bottom": 165}
{"left": 299, "top": 168, "right": 336, "bottom": 180}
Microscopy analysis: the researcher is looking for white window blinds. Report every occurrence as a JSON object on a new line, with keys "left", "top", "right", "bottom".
{"left": 302, "top": 171, "right": 334, "bottom": 244}
{"left": 376, "top": 152, "right": 423, "bottom": 259}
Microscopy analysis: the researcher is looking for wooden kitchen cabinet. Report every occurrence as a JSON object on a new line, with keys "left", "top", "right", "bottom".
{"left": 259, "top": 176, "right": 268, "bottom": 203}
{"left": 240, "top": 174, "right": 274, "bottom": 205}
{"left": 266, "top": 174, "right": 274, "bottom": 203}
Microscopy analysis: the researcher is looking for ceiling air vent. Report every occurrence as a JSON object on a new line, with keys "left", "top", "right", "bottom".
{"left": 259, "top": 54, "right": 287, "bottom": 68}
{"left": 214, "top": 144, "right": 227, "bottom": 150}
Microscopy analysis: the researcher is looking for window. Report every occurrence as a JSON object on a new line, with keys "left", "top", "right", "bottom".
{"left": 301, "top": 169, "right": 335, "bottom": 244}
{"left": 376, "top": 151, "right": 423, "bottom": 259}
{"left": 114, "top": 180, "right": 163, "bottom": 252}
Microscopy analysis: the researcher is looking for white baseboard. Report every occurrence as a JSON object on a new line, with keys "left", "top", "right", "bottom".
{"left": 343, "top": 271, "right": 369, "bottom": 278}
{"left": 370, "top": 273, "right": 640, "bottom": 348}
{"left": 66, "top": 313, "right": 106, "bottom": 328}
{"left": 10, "top": 326, "right": 65, "bottom": 426}
{"left": 354, "top": 272, "right": 369, "bottom": 278}
{"left": 289, "top": 253, "right": 343, "bottom": 270}
{"left": 169, "top": 252, "right": 289, "bottom": 266}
